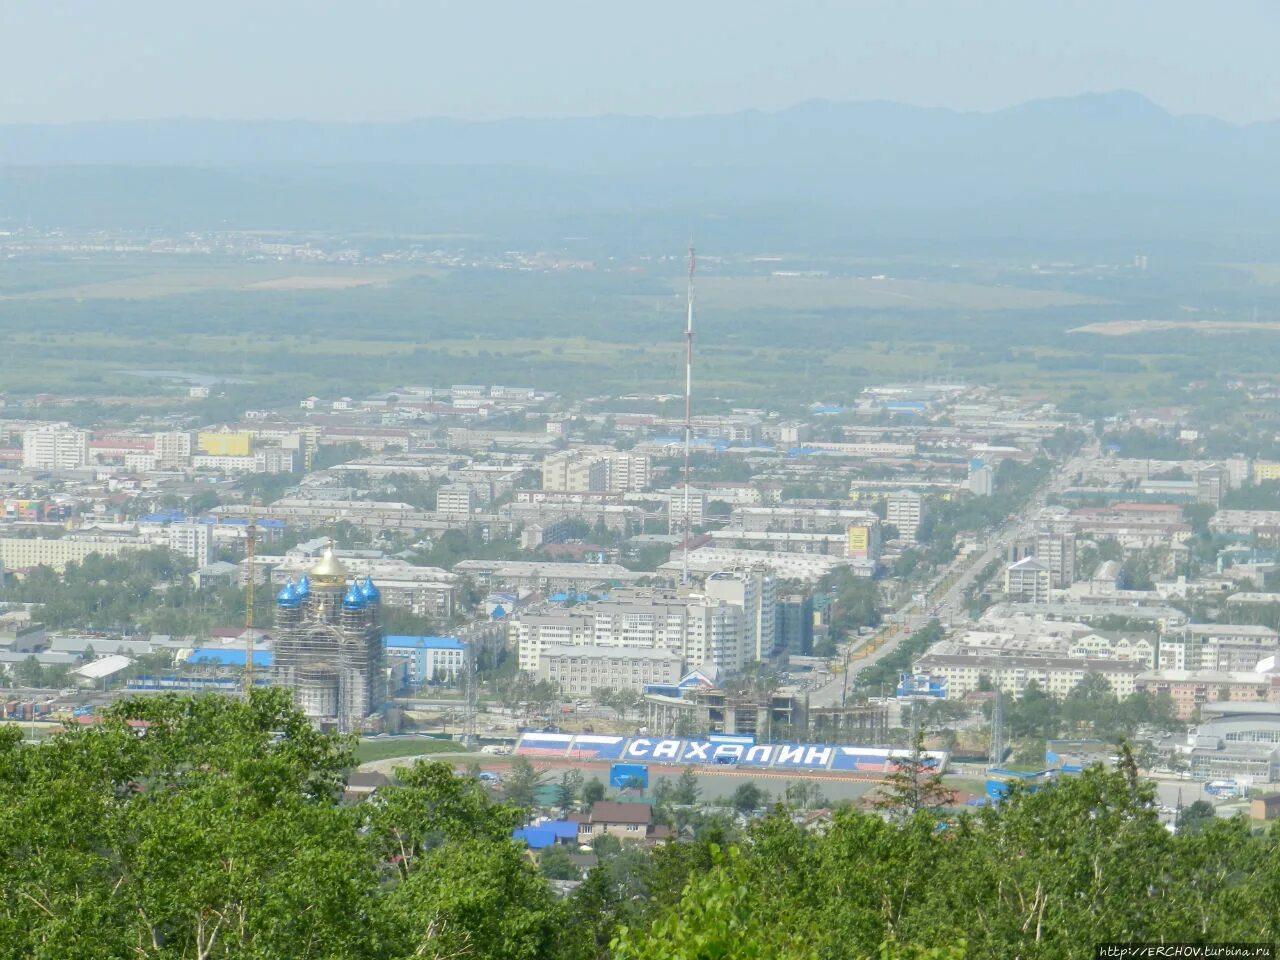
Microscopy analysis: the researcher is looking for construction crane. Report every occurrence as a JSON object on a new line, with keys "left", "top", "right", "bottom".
{"left": 244, "top": 497, "right": 258, "bottom": 695}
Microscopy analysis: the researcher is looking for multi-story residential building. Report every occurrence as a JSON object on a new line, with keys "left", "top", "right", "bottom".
{"left": 384, "top": 635, "right": 466, "bottom": 688}
{"left": 731, "top": 506, "right": 879, "bottom": 534}
{"left": 513, "top": 610, "right": 597, "bottom": 672}
{"left": 21, "top": 425, "right": 90, "bottom": 470}
{"left": 1195, "top": 465, "right": 1231, "bottom": 506}
{"left": 776, "top": 594, "right": 814, "bottom": 655}
{"left": 197, "top": 429, "right": 253, "bottom": 457}
{"left": 435, "top": 483, "right": 475, "bottom": 517}
{"left": 1004, "top": 557, "right": 1052, "bottom": 603}
{"left": 1134, "top": 669, "right": 1280, "bottom": 721}
{"left": 913, "top": 652, "right": 1144, "bottom": 700}
{"left": 1034, "top": 529, "right": 1077, "bottom": 589}
{"left": 541, "top": 449, "right": 651, "bottom": 493}
{"left": 167, "top": 519, "right": 213, "bottom": 568}
{"left": 539, "top": 645, "right": 682, "bottom": 695}
{"left": 704, "top": 567, "right": 777, "bottom": 661}
{"left": 1157, "top": 624, "right": 1280, "bottom": 672}
{"left": 886, "top": 490, "right": 924, "bottom": 543}
{"left": 683, "top": 598, "right": 747, "bottom": 672}
{"left": 0, "top": 536, "right": 144, "bottom": 574}
{"left": 153, "top": 431, "right": 194, "bottom": 468}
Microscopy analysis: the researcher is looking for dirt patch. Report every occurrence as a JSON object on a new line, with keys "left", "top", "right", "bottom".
{"left": 1071, "top": 319, "right": 1280, "bottom": 336}
{"left": 243, "top": 276, "right": 382, "bottom": 291}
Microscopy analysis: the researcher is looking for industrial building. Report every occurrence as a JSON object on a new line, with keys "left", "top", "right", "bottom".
{"left": 271, "top": 546, "right": 385, "bottom": 733}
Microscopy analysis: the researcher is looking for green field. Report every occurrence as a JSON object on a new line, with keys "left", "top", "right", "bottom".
{"left": 1, "top": 251, "right": 1279, "bottom": 412}
{"left": 354, "top": 737, "right": 469, "bottom": 764}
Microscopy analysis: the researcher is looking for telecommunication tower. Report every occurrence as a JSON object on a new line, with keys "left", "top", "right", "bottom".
{"left": 681, "top": 241, "right": 696, "bottom": 586}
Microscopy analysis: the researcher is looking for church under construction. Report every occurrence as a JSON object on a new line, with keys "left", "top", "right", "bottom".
{"left": 272, "top": 545, "right": 384, "bottom": 732}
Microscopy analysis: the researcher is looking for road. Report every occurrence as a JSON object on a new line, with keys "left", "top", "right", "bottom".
{"left": 808, "top": 444, "right": 1096, "bottom": 709}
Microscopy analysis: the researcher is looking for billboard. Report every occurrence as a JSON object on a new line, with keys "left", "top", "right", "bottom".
{"left": 513, "top": 733, "right": 950, "bottom": 773}
{"left": 847, "top": 525, "right": 870, "bottom": 559}
{"left": 610, "top": 763, "right": 649, "bottom": 789}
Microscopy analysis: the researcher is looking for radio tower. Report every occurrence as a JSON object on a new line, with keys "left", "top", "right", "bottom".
{"left": 681, "top": 241, "right": 696, "bottom": 586}
{"left": 243, "top": 497, "right": 258, "bottom": 695}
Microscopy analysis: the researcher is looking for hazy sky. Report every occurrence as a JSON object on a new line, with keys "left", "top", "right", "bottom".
{"left": 1, "top": 0, "right": 1276, "bottom": 124}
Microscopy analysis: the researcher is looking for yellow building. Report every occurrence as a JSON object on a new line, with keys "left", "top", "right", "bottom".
{"left": 1253, "top": 462, "right": 1280, "bottom": 483}
{"left": 198, "top": 430, "right": 253, "bottom": 457}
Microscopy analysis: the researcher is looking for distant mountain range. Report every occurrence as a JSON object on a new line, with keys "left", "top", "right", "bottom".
{"left": 3, "top": 91, "right": 1280, "bottom": 249}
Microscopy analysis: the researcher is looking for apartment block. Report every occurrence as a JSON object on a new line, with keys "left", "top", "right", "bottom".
{"left": 886, "top": 491, "right": 924, "bottom": 543}
{"left": 539, "top": 645, "right": 682, "bottom": 695}
{"left": 22, "top": 425, "right": 90, "bottom": 470}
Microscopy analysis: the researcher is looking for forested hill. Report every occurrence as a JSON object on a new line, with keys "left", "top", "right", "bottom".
{"left": 0, "top": 690, "right": 1276, "bottom": 959}
{"left": 6, "top": 92, "right": 1280, "bottom": 247}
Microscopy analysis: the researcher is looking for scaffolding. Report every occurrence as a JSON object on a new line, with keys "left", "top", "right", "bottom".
{"left": 271, "top": 546, "right": 385, "bottom": 734}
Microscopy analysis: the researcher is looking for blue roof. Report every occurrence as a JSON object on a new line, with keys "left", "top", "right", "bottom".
{"left": 512, "top": 827, "right": 557, "bottom": 850}
{"left": 384, "top": 635, "right": 464, "bottom": 650}
{"left": 490, "top": 604, "right": 507, "bottom": 620}
{"left": 187, "top": 649, "right": 272, "bottom": 667}
{"left": 141, "top": 510, "right": 189, "bottom": 523}
{"left": 359, "top": 575, "right": 381, "bottom": 603}
{"left": 297, "top": 575, "right": 310, "bottom": 597}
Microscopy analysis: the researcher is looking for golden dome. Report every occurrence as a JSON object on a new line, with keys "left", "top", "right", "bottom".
{"left": 309, "top": 545, "right": 348, "bottom": 588}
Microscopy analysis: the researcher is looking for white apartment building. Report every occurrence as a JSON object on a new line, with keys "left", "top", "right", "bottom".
{"left": 886, "top": 490, "right": 924, "bottom": 543}
{"left": 435, "top": 483, "right": 475, "bottom": 517}
{"left": 540, "top": 645, "right": 682, "bottom": 695}
{"left": 704, "top": 567, "right": 777, "bottom": 661}
{"left": 513, "top": 578, "right": 768, "bottom": 677}
{"left": 22, "top": 425, "right": 89, "bottom": 470}
{"left": 1005, "top": 557, "right": 1052, "bottom": 603}
{"left": 1158, "top": 624, "right": 1280, "bottom": 672}
{"left": 684, "top": 599, "right": 747, "bottom": 672}
{"left": 913, "top": 651, "right": 1144, "bottom": 700}
{"left": 0, "top": 536, "right": 143, "bottom": 573}
{"left": 167, "top": 520, "right": 213, "bottom": 569}
{"left": 542, "top": 449, "right": 651, "bottom": 493}
{"left": 153, "top": 431, "right": 194, "bottom": 468}
{"left": 514, "top": 610, "right": 597, "bottom": 672}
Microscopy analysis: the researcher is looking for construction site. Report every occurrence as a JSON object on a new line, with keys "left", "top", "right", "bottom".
{"left": 271, "top": 545, "right": 386, "bottom": 733}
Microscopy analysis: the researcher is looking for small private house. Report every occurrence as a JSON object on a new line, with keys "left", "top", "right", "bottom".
{"left": 574, "top": 802, "right": 673, "bottom": 845}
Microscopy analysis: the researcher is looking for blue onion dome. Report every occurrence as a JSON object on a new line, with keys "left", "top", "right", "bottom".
{"left": 296, "top": 575, "right": 310, "bottom": 597}
{"left": 343, "top": 583, "right": 367, "bottom": 610}
{"left": 276, "top": 579, "right": 301, "bottom": 608}
{"left": 360, "top": 575, "right": 381, "bottom": 604}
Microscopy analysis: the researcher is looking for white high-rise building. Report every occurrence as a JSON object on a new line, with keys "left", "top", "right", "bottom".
{"left": 886, "top": 490, "right": 925, "bottom": 543}
{"left": 541, "top": 449, "right": 651, "bottom": 493}
{"left": 153, "top": 431, "right": 195, "bottom": 469}
{"left": 22, "top": 425, "right": 90, "bottom": 470}
{"left": 704, "top": 567, "right": 777, "bottom": 661}
{"left": 168, "top": 519, "right": 213, "bottom": 569}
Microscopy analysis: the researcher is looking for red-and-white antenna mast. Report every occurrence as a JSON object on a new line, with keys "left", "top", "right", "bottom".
{"left": 682, "top": 241, "right": 695, "bottom": 586}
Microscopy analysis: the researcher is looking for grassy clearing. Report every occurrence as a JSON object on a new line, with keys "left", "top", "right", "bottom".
{"left": 355, "top": 737, "right": 469, "bottom": 764}
{"left": 687, "top": 275, "right": 1106, "bottom": 312}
